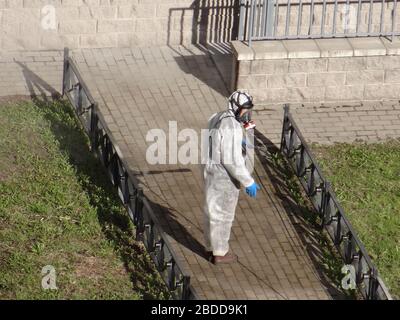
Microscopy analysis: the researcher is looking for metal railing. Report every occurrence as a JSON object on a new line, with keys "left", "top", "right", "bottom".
{"left": 62, "top": 48, "right": 197, "bottom": 300}
{"left": 280, "top": 104, "right": 392, "bottom": 300}
{"left": 239, "top": 0, "right": 400, "bottom": 45}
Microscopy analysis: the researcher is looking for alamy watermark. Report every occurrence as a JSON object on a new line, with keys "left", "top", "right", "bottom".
{"left": 145, "top": 121, "right": 255, "bottom": 174}
{"left": 341, "top": 264, "right": 357, "bottom": 290}
{"left": 41, "top": 265, "right": 57, "bottom": 290}
{"left": 41, "top": 5, "right": 57, "bottom": 31}
{"left": 339, "top": 4, "right": 358, "bottom": 33}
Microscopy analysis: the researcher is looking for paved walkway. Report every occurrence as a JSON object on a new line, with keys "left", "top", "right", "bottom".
{"left": 2, "top": 46, "right": 400, "bottom": 299}
{"left": 256, "top": 101, "right": 400, "bottom": 146}
{"left": 67, "top": 45, "right": 342, "bottom": 300}
{"left": 0, "top": 50, "right": 63, "bottom": 97}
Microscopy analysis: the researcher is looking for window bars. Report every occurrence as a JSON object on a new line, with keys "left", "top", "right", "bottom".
{"left": 280, "top": 104, "right": 392, "bottom": 300}
{"left": 239, "top": 0, "right": 400, "bottom": 46}
{"left": 62, "top": 48, "right": 197, "bottom": 300}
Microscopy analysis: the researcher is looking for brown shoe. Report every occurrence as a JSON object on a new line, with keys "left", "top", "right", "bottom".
{"left": 206, "top": 251, "right": 213, "bottom": 261}
{"left": 212, "top": 252, "right": 238, "bottom": 265}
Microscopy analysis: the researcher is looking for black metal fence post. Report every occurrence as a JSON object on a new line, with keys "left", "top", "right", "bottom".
{"left": 135, "top": 188, "right": 144, "bottom": 242}
{"left": 320, "top": 180, "right": 330, "bottom": 230}
{"left": 62, "top": 47, "right": 69, "bottom": 98}
{"left": 89, "top": 103, "right": 98, "bottom": 151}
{"left": 280, "top": 104, "right": 290, "bottom": 152}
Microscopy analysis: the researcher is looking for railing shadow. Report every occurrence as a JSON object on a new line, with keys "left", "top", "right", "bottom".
{"left": 278, "top": 106, "right": 392, "bottom": 300}
{"left": 15, "top": 61, "right": 60, "bottom": 100}
{"left": 145, "top": 195, "right": 210, "bottom": 260}
{"left": 167, "top": 1, "right": 239, "bottom": 96}
{"left": 253, "top": 128, "right": 351, "bottom": 299}
{"left": 17, "top": 62, "right": 170, "bottom": 299}
{"left": 167, "top": 0, "right": 240, "bottom": 46}
{"left": 37, "top": 96, "right": 171, "bottom": 299}
{"left": 60, "top": 53, "right": 212, "bottom": 298}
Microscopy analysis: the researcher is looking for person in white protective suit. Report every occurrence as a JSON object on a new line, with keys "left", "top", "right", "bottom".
{"left": 203, "top": 90, "right": 260, "bottom": 265}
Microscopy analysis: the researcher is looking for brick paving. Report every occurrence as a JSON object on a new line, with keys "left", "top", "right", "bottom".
{"left": 209, "top": 49, "right": 400, "bottom": 147}
{"left": 254, "top": 101, "right": 400, "bottom": 146}
{"left": 4, "top": 46, "right": 400, "bottom": 299}
{"left": 0, "top": 51, "right": 63, "bottom": 97}
{"left": 67, "top": 45, "right": 340, "bottom": 300}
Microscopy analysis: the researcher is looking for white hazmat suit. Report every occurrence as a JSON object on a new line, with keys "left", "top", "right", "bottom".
{"left": 203, "top": 108, "right": 255, "bottom": 256}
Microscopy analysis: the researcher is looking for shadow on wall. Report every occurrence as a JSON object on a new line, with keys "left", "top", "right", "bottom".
{"left": 168, "top": 0, "right": 241, "bottom": 46}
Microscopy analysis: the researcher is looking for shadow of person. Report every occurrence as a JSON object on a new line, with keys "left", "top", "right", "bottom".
{"left": 18, "top": 57, "right": 354, "bottom": 299}
{"left": 145, "top": 196, "right": 210, "bottom": 261}
{"left": 14, "top": 63, "right": 171, "bottom": 298}
{"left": 132, "top": 168, "right": 210, "bottom": 260}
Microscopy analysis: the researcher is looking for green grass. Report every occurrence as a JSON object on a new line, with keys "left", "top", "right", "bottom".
{"left": 0, "top": 97, "right": 169, "bottom": 299}
{"left": 312, "top": 141, "right": 400, "bottom": 299}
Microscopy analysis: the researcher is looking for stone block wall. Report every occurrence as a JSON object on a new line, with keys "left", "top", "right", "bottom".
{"left": 0, "top": 0, "right": 240, "bottom": 50}
{"left": 1, "top": 0, "right": 398, "bottom": 50}
{"left": 232, "top": 38, "right": 400, "bottom": 106}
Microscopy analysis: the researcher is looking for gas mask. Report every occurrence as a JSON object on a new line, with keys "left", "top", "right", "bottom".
{"left": 236, "top": 110, "right": 256, "bottom": 131}
{"left": 236, "top": 110, "right": 252, "bottom": 124}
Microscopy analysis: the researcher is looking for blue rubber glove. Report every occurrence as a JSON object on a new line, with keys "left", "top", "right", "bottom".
{"left": 245, "top": 182, "right": 260, "bottom": 198}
